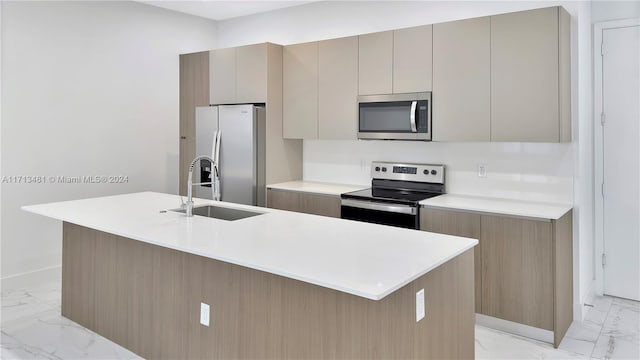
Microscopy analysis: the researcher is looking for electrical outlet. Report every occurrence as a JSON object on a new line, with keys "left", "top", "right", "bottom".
{"left": 200, "top": 302, "right": 210, "bottom": 326}
{"left": 416, "top": 289, "right": 425, "bottom": 322}
{"left": 478, "top": 164, "right": 488, "bottom": 178}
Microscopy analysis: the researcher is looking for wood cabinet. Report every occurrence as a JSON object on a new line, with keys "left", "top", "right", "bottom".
{"left": 283, "top": 41, "right": 318, "bottom": 139}
{"left": 490, "top": 7, "right": 571, "bottom": 142}
{"left": 421, "top": 207, "right": 573, "bottom": 347}
{"left": 179, "top": 51, "right": 210, "bottom": 196}
{"left": 318, "top": 36, "right": 358, "bottom": 140}
{"left": 236, "top": 44, "right": 268, "bottom": 103}
{"left": 210, "top": 43, "right": 269, "bottom": 105}
{"left": 181, "top": 44, "right": 303, "bottom": 195}
{"left": 433, "top": 17, "right": 491, "bottom": 141}
{"left": 481, "top": 215, "right": 554, "bottom": 330}
{"left": 358, "top": 31, "right": 393, "bottom": 95}
{"left": 393, "top": 25, "right": 433, "bottom": 93}
{"left": 209, "top": 47, "right": 236, "bottom": 105}
{"left": 358, "top": 26, "right": 431, "bottom": 96}
{"left": 267, "top": 189, "right": 340, "bottom": 218}
{"left": 421, "top": 208, "right": 482, "bottom": 313}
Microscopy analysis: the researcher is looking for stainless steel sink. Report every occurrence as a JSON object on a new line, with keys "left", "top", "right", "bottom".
{"left": 169, "top": 205, "right": 263, "bottom": 221}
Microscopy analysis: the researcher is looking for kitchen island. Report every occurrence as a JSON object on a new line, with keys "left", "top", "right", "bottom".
{"left": 23, "top": 192, "right": 477, "bottom": 359}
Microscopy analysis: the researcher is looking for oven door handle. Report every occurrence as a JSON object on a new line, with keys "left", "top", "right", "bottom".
{"left": 341, "top": 199, "right": 417, "bottom": 215}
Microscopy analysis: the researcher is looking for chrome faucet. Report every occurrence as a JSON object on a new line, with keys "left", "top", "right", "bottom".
{"left": 186, "top": 155, "right": 217, "bottom": 217}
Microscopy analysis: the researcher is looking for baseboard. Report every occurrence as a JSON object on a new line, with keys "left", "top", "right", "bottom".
{"left": 476, "top": 313, "right": 554, "bottom": 344}
{"left": 0, "top": 265, "right": 61, "bottom": 292}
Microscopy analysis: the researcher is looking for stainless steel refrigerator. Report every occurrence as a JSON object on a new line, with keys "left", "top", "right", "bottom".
{"left": 194, "top": 104, "right": 266, "bottom": 206}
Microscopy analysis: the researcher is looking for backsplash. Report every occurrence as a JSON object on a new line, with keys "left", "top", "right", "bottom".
{"left": 303, "top": 140, "right": 574, "bottom": 204}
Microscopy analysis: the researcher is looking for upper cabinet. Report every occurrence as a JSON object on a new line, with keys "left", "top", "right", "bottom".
{"left": 283, "top": 37, "right": 359, "bottom": 140}
{"left": 490, "top": 7, "right": 571, "bottom": 142}
{"left": 279, "top": 6, "right": 571, "bottom": 143}
{"left": 358, "top": 26, "right": 432, "bottom": 96}
{"left": 283, "top": 41, "right": 318, "bottom": 139}
{"left": 358, "top": 31, "right": 393, "bottom": 95}
{"left": 209, "top": 48, "right": 236, "bottom": 105}
{"left": 393, "top": 25, "right": 433, "bottom": 93}
{"left": 318, "top": 36, "right": 358, "bottom": 140}
{"left": 236, "top": 44, "right": 267, "bottom": 103}
{"left": 433, "top": 17, "right": 491, "bottom": 141}
{"left": 209, "top": 43, "right": 269, "bottom": 105}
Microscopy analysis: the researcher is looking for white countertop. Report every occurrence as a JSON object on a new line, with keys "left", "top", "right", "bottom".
{"left": 22, "top": 192, "right": 477, "bottom": 301}
{"left": 266, "top": 180, "right": 367, "bottom": 196}
{"left": 420, "top": 194, "right": 572, "bottom": 220}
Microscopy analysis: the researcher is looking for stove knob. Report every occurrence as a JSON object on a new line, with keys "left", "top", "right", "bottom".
{"left": 431, "top": 170, "right": 437, "bottom": 175}
{"left": 423, "top": 170, "right": 429, "bottom": 175}
{"left": 381, "top": 167, "right": 387, "bottom": 172}
{"left": 375, "top": 166, "right": 380, "bottom": 172}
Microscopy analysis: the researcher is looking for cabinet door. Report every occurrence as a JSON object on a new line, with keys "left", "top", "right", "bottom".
{"left": 179, "top": 51, "right": 209, "bottom": 196}
{"left": 393, "top": 25, "right": 432, "bottom": 93}
{"left": 283, "top": 42, "right": 318, "bottom": 139}
{"left": 236, "top": 44, "right": 267, "bottom": 103}
{"left": 481, "top": 215, "right": 553, "bottom": 330}
{"left": 210, "top": 48, "right": 236, "bottom": 105}
{"left": 433, "top": 17, "right": 490, "bottom": 141}
{"left": 318, "top": 36, "right": 358, "bottom": 140}
{"left": 490, "top": 7, "right": 559, "bottom": 142}
{"left": 267, "top": 189, "right": 340, "bottom": 218}
{"left": 358, "top": 31, "right": 393, "bottom": 95}
{"left": 421, "top": 208, "right": 482, "bottom": 313}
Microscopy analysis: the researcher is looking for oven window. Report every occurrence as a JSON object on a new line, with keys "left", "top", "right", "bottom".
{"left": 341, "top": 205, "right": 418, "bottom": 229}
{"left": 359, "top": 101, "right": 414, "bottom": 132}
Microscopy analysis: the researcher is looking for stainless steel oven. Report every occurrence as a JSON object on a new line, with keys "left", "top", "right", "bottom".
{"left": 341, "top": 162, "right": 445, "bottom": 230}
{"left": 341, "top": 198, "right": 420, "bottom": 229}
{"left": 357, "top": 92, "right": 432, "bottom": 141}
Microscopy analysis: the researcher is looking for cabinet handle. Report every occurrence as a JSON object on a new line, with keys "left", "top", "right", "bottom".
{"left": 180, "top": 136, "right": 187, "bottom": 140}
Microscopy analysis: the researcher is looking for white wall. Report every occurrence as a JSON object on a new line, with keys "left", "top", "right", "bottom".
{"left": 218, "top": 0, "right": 594, "bottom": 318}
{"left": 592, "top": 0, "right": 640, "bottom": 23}
{"left": 1, "top": 1, "right": 217, "bottom": 280}
{"left": 218, "top": 0, "right": 574, "bottom": 47}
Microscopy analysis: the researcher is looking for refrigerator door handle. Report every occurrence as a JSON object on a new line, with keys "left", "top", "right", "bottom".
{"left": 212, "top": 130, "right": 221, "bottom": 201}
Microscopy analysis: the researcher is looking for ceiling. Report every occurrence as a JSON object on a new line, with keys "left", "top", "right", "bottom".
{"left": 140, "top": 1, "right": 315, "bottom": 21}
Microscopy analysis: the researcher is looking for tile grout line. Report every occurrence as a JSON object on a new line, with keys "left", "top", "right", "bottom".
{"left": 589, "top": 298, "right": 616, "bottom": 359}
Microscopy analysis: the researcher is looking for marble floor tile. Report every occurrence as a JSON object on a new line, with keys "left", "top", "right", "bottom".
{"left": 584, "top": 295, "right": 616, "bottom": 327}
{"left": 591, "top": 333, "right": 640, "bottom": 359}
{"left": 1, "top": 288, "right": 57, "bottom": 326}
{"left": 1, "top": 310, "right": 141, "bottom": 360}
{"left": 25, "top": 280, "right": 62, "bottom": 307}
{"left": 475, "top": 325, "right": 587, "bottom": 359}
{"left": 559, "top": 320, "right": 602, "bottom": 357}
{"left": 592, "top": 298, "right": 640, "bottom": 360}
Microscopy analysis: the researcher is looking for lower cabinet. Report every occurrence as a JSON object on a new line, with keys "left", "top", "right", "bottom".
{"left": 421, "top": 207, "right": 573, "bottom": 348}
{"left": 421, "top": 208, "right": 482, "bottom": 313}
{"left": 266, "top": 189, "right": 341, "bottom": 218}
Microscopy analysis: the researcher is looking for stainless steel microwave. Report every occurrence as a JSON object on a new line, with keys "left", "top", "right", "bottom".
{"left": 357, "top": 92, "right": 432, "bottom": 141}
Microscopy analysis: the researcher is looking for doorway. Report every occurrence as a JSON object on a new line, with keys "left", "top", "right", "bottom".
{"left": 594, "top": 19, "right": 640, "bottom": 301}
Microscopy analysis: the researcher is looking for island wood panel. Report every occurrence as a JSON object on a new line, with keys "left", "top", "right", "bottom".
{"left": 420, "top": 208, "right": 482, "bottom": 313}
{"left": 266, "top": 188, "right": 341, "bottom": 218}
{"left": 481, "top": 215, "right": 554, "bottom": 331}
{"left": 553, "top": 210, "right": 573, "bottom": 347}
{"left": 62, "top": 222, "right": 474, "bottom": 359}
{"left": 179, "top": 51, "right": 210, "bottom": 195}
{"left": 61, "top": 223, "right": 96, "bottom": 330}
